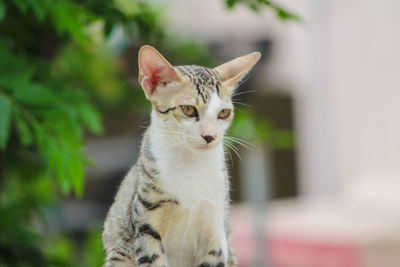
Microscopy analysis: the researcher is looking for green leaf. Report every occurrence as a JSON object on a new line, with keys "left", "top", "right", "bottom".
{"left": 0, "top": 66, "right": 34, "bottom": 91}
{"left": 14, "top": 111, "right": 33, "bottom": 146}
{"left": 41, "top": 106, "right": 82, "bottom": 146}
{"left": 29, "top": 0, "right": 46, "bottom": 22}
{"left": 0, "top": 0, "right": 6, "bottom": 21}
{"left": 69, "top": 154, "right": 84, "bottom": 196}
{"left": 47, "top": 0, "right": 87, "bottom": 44}
{"left": 276, "top": 7, "right": 301, "bottom": 22}
{"left": 0, "top": 95, "right": 12, "bottom": 149}
{"left": 55, "top": 151, "right": 71, "bottom": 194}
{"left": 0, "top": 47, "right": 35, "bottom": 91}
{"left": 231, "top": 0, "right": 301, "bottom": 22}
{"left": 83, "top": 226, "right": 105, "bottom": 267}
{"left": 114, "top": 0, "right": 139, "bottom": 16}
{"left": 13, "top": 84, "right": 56, "bottom": 106}
{"left": 13, "top": 0, "right": 28, "bottom": 13}
{"left": 226, "top": 0, "right": 236, "bottom": 9}
{"left": 257, "top": 0, "right": 272, "bottom": 7}
{"left": 44, "top": 235, "right": 77, "bottom": 266}
{"left": 33, "top": 124, "right": 71, "bottom": 193}
{"left": 78, "top": 103, "right": 103, "bottom": 135}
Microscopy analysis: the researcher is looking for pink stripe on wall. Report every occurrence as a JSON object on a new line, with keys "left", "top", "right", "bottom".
{"left": 267, "top": 235, "right": 360, "bottom": 267}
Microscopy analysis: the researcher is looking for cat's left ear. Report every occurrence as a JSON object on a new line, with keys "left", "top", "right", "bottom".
{"left": 213, "top": 51, "right": 261, "bottom": 92}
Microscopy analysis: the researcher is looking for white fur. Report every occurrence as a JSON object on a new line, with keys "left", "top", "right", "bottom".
{"left": 148, "top": 92, "right": 230, "bottom": 267}
{"left": 149, "top": 92, "right": 228, "bottom": 208}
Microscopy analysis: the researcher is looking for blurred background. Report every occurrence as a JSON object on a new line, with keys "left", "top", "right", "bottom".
{"left": 1, "top": 0, "right": 400, "bottom": 266}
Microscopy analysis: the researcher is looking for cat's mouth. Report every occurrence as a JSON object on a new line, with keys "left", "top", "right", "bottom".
{"left": 196, "top": 141, "right": 220, "bottom": 150}
{"left": 197, "top": 144, "right": 211, "bottom": 150}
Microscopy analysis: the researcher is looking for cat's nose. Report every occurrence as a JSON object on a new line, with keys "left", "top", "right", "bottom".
{"left": 202, "top": 135, "right": 216, "bottom": 144}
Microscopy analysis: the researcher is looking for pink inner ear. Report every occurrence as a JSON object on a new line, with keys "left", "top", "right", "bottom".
{"left": 142, "top": 76, "right": 156, "bottom": 95}
{"left": 141, "top": 65, "right": 176, "bottom": 95}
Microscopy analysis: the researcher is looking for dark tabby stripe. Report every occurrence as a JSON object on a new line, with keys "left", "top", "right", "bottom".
{"left": 138, "top": 194, "right": 160, "bottom": 210}
{"left": 197, "top": 263, "right": 225, "bottom": 267}
{"left": 144, "top": 182, "right": 163, "bottom": 193}
{"left": 110, "top": 257, "right": 124, "bottom": 262}
{"left": 176, "top": 65, "right": 220, "bottom": 103}
{"left": 215, "top": 81, "right": 220, "bottom": 95}
{"left": 176, "top": 66, "right": 191, "bottom": 80}
{"left": 195, "top": 83, "right": 207, "bottom": 103}
{"left": 138, "top": 254, "right": 159, "bottom": 265}
{"left": 138, "top": 224, "right": 161, "bottom": 241}
{"left": 121, "top": 234, "right": 132, "bottom": 243}
{"left": 203, "top": 67, "right": 213, "bottom": 77}
{"left": 156, "top": 106, "right": 176, "bottom": 114}
{"left": 141, "top": 161, "right": 159, "bottom": 178}
{"left": 116, "top": 250, "right": 130, "bottom": 258}
{"left": 138, "top": 194, "right": 178, "bottom": 210}
{"left": 135, "top": 247, "right": 144, "bottom": 255}
{"left": 128, "top": 192, "right": 137, "bottom": 235}
{"left": 208, "top": 249, "right": 222, "bottom": 257}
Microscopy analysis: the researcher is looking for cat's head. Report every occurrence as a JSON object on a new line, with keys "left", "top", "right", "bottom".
{"left": 138, "top": 45, "right": 260, "bottom": 151}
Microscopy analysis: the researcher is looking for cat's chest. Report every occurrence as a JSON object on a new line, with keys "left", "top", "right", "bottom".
{"left": 158, "top": 157, "right": 226, "bottom": 208}
{"left": 163, "top": 202, "right": 223, "bottom": 267}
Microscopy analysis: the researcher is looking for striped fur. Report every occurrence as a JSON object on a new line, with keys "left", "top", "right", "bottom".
{"left": 176, "top": 66, "right": 222, "bottom": 103}
{"left": 102, "top": 129, "right": 236, "bottom": 267}
{"left": 103, "top": 46, "right": 260, "bottom": 267}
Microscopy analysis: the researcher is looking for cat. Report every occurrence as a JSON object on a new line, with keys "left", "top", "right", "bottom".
{"left": 102, "top": 45, "right": 260, "bottom": 267}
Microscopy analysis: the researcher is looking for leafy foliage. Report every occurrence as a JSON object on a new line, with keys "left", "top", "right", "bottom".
{"left": 225, "top": 0, "right": 300, "bottom": 21}
{"left": 0, "top": 47, "right": 100, "bottom": 196}
{"left": 0, "top": 95, "right": 12, "bottom": 148}
{"left": 0, "top": 0, "right": 164, "bottom": 266}
{"left": 82, "top": 226, "right": 106, "bottom": 267}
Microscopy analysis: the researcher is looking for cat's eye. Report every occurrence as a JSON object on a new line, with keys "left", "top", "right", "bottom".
{"left": 218, "top": 109, "right": 231, "bottom": 119}
{"left": 180, "top": 105, "right": 198, "bottom": 117}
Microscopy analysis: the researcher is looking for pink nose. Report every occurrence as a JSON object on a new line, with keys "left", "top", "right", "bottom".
{"left": 202, "top": 135, "right": 216, "bottom": 144}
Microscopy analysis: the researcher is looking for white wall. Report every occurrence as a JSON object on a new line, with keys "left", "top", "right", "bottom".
{"left": 330, "top": 0, "right": 400, "bottom": 191}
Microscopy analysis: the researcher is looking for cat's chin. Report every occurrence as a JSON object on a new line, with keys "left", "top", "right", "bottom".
{"left": 195, "top": 144, "right": 217, "bottom": 151}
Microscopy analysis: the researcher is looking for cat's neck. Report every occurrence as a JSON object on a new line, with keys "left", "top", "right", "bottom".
{"left": 147, "top": 123, "right": 227, "bottom": 208}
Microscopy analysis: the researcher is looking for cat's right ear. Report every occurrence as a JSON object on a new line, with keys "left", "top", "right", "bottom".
{"left": 213, "top": 51, "right": 261, "bottom": 93}
{"left": 138, "top": 45, "right": 182, "bottom": 99}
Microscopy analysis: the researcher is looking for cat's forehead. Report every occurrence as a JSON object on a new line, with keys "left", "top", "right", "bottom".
{"left": 176, "top": 65, "right": 222, "bottom": 104}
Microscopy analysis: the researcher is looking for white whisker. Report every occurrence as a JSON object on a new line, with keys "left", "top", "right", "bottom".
{"left": 223, "top": 142, "right": 234, "bottom": 166}
{"left": 223, "top": 140, "right": 243, "bottom": 164}
{"left": 232, "top": 101, "right": 250, "bottom": 107}
{"left": 232, "top": 89, "right": 255, "bottom": 97}
{"left": 225, "top": 136, "right": 259, "bottom": 150}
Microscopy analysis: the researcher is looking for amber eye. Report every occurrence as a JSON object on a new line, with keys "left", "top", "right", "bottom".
{"left": 218, "top": 109, "right": 231, "bottom": 119}
{"left": 180, "top": 105, "right": 198, "bottom": 117}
